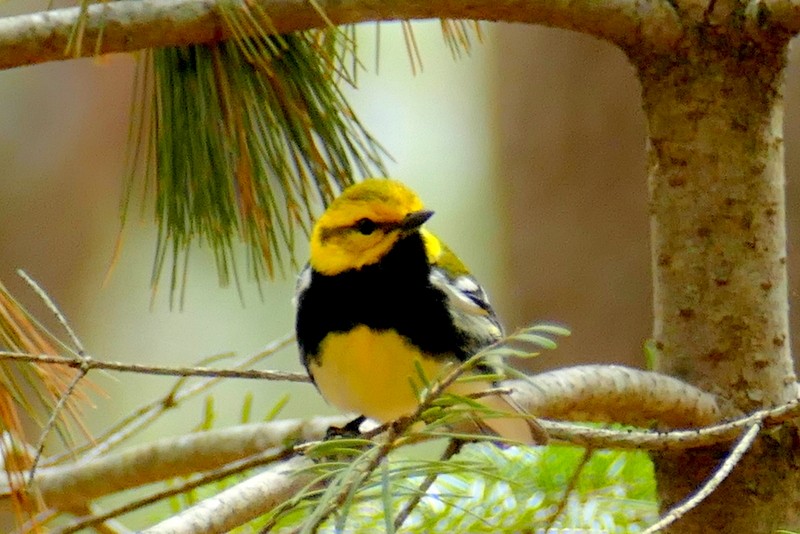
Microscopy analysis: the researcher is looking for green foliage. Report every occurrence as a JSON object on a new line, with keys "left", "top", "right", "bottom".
{"left": 264, "top": 443, "right": 657, "bottom": 532}
{"left": 118, "top": 4, "right": 492, "bottom": 305}
{"left": 127, "top": 26, "right": 386, "bottom": 304}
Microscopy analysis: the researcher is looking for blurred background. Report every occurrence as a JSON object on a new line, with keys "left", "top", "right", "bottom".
{"left": 0, "top": 11, "right": 799, "bottom": 478}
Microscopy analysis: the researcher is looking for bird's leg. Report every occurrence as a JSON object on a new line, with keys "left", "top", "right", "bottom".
{"left": 325, "top": 415, "right": 366, "bottom": 439}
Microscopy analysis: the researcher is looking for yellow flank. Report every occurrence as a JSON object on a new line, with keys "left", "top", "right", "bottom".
{"left": 309, "top": 324, "right": 529, "bottom": 437}
{"left": 419, "top": 229, "right": 442, "bottom": 264}
{"left": 420, "top": 229, "right": 469, "bottom": 277}
{"left": 309, "top": 325, "right": 454, "bottom": 422}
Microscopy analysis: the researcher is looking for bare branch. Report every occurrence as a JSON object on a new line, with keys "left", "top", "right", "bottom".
{"left": 0, "top": 0, "right": 682, "bottom": 71}
{"left": 57, "top": 448, "right": 301, "bottom": 533}
{"left": 37, "top": 390, "right": 794, "bottom": 511}
{"left": 642, "top": 423, "right": 762, "bottom": 533}
{"left": 12, "top": 415, "right": 349, "bottom": 510}
{"left": 0, "top": 349, "right": 307, "bottom": 382}
{"left": 0, "top": 368, "right": 706, "bottom": 510}
{"left": 2, "top": 365, "right": 728, "bottom": 510}
{"left": 141, "top": 456, "right": 315, "bottom": 534}
{"left": 509, "top": 365, "right": 722, "bottom": 428}
{"left": 3, "top": 380, "right": 793, "bottom": 528}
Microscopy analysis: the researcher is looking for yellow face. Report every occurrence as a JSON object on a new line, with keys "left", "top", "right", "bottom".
{"left": 310, "top": 179, "right": 430, "bottom": 275}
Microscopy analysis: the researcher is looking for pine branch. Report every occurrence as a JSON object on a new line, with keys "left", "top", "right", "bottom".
{"left": 8, "top": 415, "right": 349, "bottom": 510}
{"left": 58, "top": 403, "right": 781, "bottom": 533}
{"left": 5, "top": 365, "right": 795, "bottom": 530}
{"left": 141, "top": 456, "right": 315, "bottom": 534}
{"left": 642, "top": 423, "right": 762, "bottom": 533}
{"left": 0, "top": 350, "right": 307, "bottom": 382}
{"left": 3, "top": 365, "right": 726, "bottom": 511}
{"left": 511, "top": 364, "right": 722, "bottom": 428}
{"left": 0, "top": 0, "right": 683, "bottom": 72}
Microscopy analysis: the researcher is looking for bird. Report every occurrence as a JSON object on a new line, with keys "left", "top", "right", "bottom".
{"left": 294, "top": 178, "right": 546, "bottom": 445}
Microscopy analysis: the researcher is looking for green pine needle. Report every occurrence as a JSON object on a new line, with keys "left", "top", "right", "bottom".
{"left": 126, "top": 26, "right": 387, "bottom": 305}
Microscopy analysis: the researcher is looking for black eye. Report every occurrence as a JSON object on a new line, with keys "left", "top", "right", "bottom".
{"left": 355, "top": 218, "right": 377, "bottom": 235}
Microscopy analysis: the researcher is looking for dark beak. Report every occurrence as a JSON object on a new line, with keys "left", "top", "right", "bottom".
{"left": 400, "top": 210, "right": 434, "bottom": 233}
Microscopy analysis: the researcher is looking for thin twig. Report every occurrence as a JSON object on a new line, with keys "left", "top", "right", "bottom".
{"left": 393, "top": 438, "right": 464, "bottom": 530}
{"left": 17, "top": 269, "right": 86, "bottom": 354}
{"left": 545, "top": 446, "right": 594, "bottom": 530}
{"left": 0, "top": 350, "right": 308, "bottom": 382}
{"left": 642, "top": 422, "right": 762, "bottom": 533}
{"left": 55, "top": 447, "right": 299, "bottom": 534}
{"left": 47, "top": 334, "right": 296, "bottom": 464}
{"left": 17, "top": 270, "right": 85, "bottom": 354}
{"left": 26, "top": 367, "right": 88, "bottom": 484}
{"left": 542, "top": 395, "right": 798, "bottom": 451}
{"left": 15, "top": 270, "right": 93, "bottom": 484}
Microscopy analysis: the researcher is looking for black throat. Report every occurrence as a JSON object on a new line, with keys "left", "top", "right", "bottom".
{"left": 296, "top": 232, "right": 465, "bottom": 361}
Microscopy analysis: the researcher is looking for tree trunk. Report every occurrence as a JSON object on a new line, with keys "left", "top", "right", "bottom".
{"left": 631, "top": 30, "right": 800, "bottom": 531}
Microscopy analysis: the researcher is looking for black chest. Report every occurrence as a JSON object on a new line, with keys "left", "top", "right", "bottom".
{"left": 296, "top": 234, "right": 466, "bottom": 360}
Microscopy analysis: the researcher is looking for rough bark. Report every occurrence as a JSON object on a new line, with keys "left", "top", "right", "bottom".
{"left": 628, "top": 28, "right": 800, "bottom": 531}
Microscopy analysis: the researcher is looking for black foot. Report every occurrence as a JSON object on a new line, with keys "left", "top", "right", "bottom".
{"left": 325, "top": 415, "right": 366, "bottom": 439}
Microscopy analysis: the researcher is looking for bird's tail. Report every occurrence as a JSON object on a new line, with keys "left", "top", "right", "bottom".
{"left": 449, "top": 381, "right": 548, "bottom": 445}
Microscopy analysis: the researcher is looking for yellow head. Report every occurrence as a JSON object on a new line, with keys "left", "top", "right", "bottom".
{"left": 310, "top": 179, "right": 441, "bottom": 275}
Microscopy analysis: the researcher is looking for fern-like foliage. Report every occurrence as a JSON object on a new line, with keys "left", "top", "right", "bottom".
{"left": 263, "top": 443, "right": 657, "bottom": 532}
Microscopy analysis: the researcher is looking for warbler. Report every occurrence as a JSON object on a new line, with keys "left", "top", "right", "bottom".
{"left": 295, "top": 179, "right": 546, "bottom": 445}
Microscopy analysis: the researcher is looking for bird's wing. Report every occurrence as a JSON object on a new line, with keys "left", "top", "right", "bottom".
{"left": 427, "top": 240, "right": 504, "bottom": 360}
{"left": 293, "top": 263, "right": 313, "bottom": 308}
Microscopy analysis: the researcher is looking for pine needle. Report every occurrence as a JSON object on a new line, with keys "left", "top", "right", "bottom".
{"left": 125, "top": 21, "right": 387, "bottom": 305}
{"left": 0, "top": 275, "right": 94, "bottom": 529}
{"left": 401, "top": 20, "right": 424, "bottom": 75}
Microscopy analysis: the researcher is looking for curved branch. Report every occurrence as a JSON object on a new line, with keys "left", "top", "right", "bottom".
{"left": 12, "top": 415, "right": 349, "bottom": 510}
{"left": 641, "top": 423, "right": 762, "bottom": 534}
{"left": 4, "top": 364, "right": 722, "bottom": 512}
{"left": 509, "top": 364, "right": 722, "bottom": 428}
{"left": 142, "top": 456, "right": 314, "bottom": 534}
{"left": 0, "top": 0, "right": 681, "bottom": 71}
{"left": 38, "top": 396, "right": 798, "bottom": 532}
{"left": 77, "top": 406, "right": 792, "bottom": 533}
